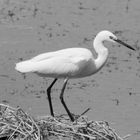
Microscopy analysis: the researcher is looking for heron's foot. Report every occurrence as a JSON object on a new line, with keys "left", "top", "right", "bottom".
{"left": 68, "top": 113, "right": 75, "bottom": 122}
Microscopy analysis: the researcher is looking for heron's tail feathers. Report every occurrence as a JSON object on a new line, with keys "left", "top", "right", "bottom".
{"left": 15, "top": 60, "right": 36, "bottom": 73}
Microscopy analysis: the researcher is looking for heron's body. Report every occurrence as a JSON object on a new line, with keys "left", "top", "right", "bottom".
{"left": 15, "top": 30, "right": 134, "bottom": 122}
{"left": 15, "top": 47, "right": 108, "bottom": 78}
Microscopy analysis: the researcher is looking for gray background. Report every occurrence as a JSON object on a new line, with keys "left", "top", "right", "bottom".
{"left": 0, "top": 0, "right": 139, "bottom": 139}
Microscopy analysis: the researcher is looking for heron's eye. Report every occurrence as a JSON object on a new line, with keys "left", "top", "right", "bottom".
{"left": 109, "top": 36, "right": 114, "bottom": 39}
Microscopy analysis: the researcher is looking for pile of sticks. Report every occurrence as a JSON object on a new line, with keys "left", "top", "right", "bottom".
{"left": 0, "top": 104, "right": 126, "bottom": 140}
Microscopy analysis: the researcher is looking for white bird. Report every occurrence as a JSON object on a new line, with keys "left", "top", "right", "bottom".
{"left": 15, "top": 30, "right": 135, "bottom": 122}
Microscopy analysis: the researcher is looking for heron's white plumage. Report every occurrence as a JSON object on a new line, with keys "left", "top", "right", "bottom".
{"left": 16, "top": 30, "right": 133, "bottom": 79}
{"left": 15, "top": 60, "right": 35, "bottom": 73}
{"left": 15, "top": 48, "right": 98, "bottom": 78}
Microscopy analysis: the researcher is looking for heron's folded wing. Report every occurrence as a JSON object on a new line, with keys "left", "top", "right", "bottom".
{"left": 33, "top": 56, "right": 87, "bottom": 77}
{"left": 31, "top": 52, "right": 57, "bottom": 62}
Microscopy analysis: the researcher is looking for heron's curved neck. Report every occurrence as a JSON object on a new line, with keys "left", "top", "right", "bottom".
{"left": 93, "top": 38, "right": 109, "bottom": 70}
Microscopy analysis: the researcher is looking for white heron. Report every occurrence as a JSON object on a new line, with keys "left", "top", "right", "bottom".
{"left": 15, "top": 30, "right": 135, "bottom": 122}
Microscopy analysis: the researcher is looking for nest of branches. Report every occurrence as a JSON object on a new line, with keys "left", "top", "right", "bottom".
{"left": 0, "top": 103, "right": 127, "bottom": 140}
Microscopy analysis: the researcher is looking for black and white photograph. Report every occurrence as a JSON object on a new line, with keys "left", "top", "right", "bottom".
{"left": 0, "top": 0, "right": 139, "bottom": 139}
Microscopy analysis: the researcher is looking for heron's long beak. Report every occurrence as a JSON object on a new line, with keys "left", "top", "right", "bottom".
{"left": 114, "top": 39, "right": 135, "bottom": 51}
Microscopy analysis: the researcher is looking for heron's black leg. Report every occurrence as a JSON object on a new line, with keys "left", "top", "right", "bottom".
{"left": 47, "top": 78, "right": 57, "bottom": 117}
{"left": 60, "top": 79, "right": 75, "bottom": 122}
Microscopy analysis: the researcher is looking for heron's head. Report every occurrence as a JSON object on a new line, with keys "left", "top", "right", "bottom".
{"left": 96, "top": 30, "right": 117, "bottom": 43}
{"left": 96, "top": 30, "right": 135, "bottom": 51}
